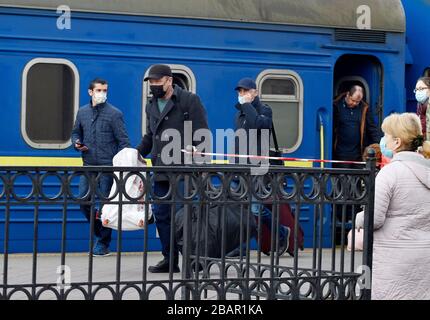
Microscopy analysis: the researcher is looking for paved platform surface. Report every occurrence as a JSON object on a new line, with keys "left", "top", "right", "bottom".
{"left": 0, "top": 249, "right": 364, "bottom": 300}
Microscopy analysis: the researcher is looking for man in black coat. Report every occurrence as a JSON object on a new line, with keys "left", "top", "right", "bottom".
{"left": 332, "top": 84, "right": 381, "bottom": 229}
{"left": 333, "top": 85, "right": 381, "bottom": 168}
{"left": 137, "top": 64, "right": 209, "bottom": 273}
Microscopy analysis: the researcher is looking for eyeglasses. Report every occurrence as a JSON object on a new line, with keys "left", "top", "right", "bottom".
{"left": 413, "top": 87, "right": 428, "bottom": 93}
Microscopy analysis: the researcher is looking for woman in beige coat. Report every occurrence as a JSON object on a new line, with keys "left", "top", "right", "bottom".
{"left": 356, "top": 113, "right": 430, "bottom": 300}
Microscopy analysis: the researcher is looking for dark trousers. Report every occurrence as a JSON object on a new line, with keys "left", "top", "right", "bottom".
{"left": 153, "top": 180, "right": 185, "bottom": 260}
{"left": 78, "top": 173, "right": 113, "bottom": 247}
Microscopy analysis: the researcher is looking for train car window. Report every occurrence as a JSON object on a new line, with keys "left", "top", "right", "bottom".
{"left": 21, "top": 58, "right": 79, "bottom": 149}
{"left": 256, "top": 70, "right": 303, "bottom": 153}
{"left": 172, "top": 73, "right": 190, "bottom": 90}
{"left": 261, "top": 79, "right": 295, "bottom": 96}
{"left": 142, "top": 64, "right": 196, "bottom": 134}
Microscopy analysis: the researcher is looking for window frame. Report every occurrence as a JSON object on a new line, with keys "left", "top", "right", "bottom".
{"left": 142, "top": 64, "right": 196, "bottom": 135}
{"left": 256, "top": 69, "right": 304, "bottom": 153}
{"left": 21, "top": 58, "right": 79, "bottom": 149}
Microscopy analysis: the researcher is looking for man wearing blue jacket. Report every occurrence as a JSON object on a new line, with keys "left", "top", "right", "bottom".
{"left": 232, "top": 78, "right": 289, "bottom": 257}
{"left": 71, "top": 78, "right": 130, "bottom": 256}
{"left": 234, "top": 78, "right": 272, "bottom": 158}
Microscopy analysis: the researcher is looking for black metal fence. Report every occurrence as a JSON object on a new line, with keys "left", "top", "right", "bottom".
{"left": 0, "top": 160, "right": 376, "bottom": 300}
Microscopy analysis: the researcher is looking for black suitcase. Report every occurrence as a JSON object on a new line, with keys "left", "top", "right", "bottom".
{"left": 175, "top": 204, "right": 256, "bottom": 258}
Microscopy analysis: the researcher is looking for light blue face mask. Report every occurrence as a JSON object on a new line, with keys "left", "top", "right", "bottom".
{"left": 379, "top": 136, "right": 394, "bottom": 159}
{"left": 415, "top": 90, "right": 429, "bottom": 104}
{"left": 238, "top": 95, "right": 246, "bottom": 105}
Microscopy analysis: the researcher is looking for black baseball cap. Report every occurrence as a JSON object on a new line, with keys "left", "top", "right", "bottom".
{"left": 144, "top": 64, "right": 172, "bottom": 81}
{"left": 235, "top": 77, "right": 257, "bottom": 90}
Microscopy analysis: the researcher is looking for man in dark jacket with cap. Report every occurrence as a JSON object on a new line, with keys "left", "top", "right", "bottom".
{"left": 137, "top": 64, "right": 209, "bottom": 273}
{"left": 231, "top": 78, "right": 290, "bottom": 257}
{"left": 234, "top": 78, "right": 273, "bottom": 158}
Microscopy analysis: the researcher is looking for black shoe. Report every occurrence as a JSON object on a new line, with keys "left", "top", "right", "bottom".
{"left": 148, "top": 214, "right": 155, "bottom": 225}
{"left": 189, "top": 260, "right": 204, "bottom": 272}
{"left": 226, "top": 247, "right": 246, "bottom": 258}
{"left": 148, "top": 258, "right": 180, "bottom": 273}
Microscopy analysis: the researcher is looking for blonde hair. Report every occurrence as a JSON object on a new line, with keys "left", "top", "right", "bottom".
{"left": 421, "top": 141, "right": 430, "bottom": 159}
{"left": 381, "top": 113, "right": 424, "bottom": 152}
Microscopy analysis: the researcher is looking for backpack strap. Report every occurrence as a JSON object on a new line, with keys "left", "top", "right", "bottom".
{"left": 175, "top": 87, "right": 190, "bottom": 121}
{"left": 263, "top": 103, "right": 280, "bottom": 151}
{"left": 271, "top": 121, "right": 280, "bottom": 151}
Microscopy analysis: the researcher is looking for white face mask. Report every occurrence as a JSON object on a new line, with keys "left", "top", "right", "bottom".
{"left": 238, "top": 95, "right": 246, "bottom": 105}
{"left": 415, "top": 90, "right": 429, "bottom": 104}
{"left": 93, "top": 91, "right": 107, "bottom": 105}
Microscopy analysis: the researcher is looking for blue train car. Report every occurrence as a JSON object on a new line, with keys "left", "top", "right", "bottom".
{"left": 402, "top": 0, "right": 430, "bottom": 113}
{"left": 0, "top": 0, "right": 407, "bottom": 253}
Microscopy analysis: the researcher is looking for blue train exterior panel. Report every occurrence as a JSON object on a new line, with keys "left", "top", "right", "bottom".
{"left": 0, "top": 6, "right": 406, "bottom": 253}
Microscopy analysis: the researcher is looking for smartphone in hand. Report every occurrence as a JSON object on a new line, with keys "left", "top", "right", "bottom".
{"left": 75, "top": 140, "right": 88, "bottom": 151}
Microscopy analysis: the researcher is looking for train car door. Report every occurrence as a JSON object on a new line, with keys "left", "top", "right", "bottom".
{"left": 333, "top": 54, "right": 383, "bottom": 128}
{"left": 332, "top": 54, "right": 383, "bottom": 242}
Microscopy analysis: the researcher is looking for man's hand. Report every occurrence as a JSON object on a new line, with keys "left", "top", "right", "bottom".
{"left": 241, "top": 92, "right": 254, "bottom": 104}
{"left": 137, "top": 152, "right": 147, "bottom": 165}
{"left": 241, "top": 89, "right": 258, "bottom": 104}
{"left": 75, "top": 140, "right": 89, "bottom": 152}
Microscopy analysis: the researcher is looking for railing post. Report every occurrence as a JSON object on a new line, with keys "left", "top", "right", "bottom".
{"left": 2, "top": 171, "right": 11, "bottom": 300}
{"left": 181, "top": 174, "right": 192, "bottom": 300}
{"left": 362, "top": 149, "right": 376, "bottom": 300}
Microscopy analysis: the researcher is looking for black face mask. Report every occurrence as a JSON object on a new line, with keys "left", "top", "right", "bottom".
{"left": 150, "top": 85, "right": 167, "bottom": 99}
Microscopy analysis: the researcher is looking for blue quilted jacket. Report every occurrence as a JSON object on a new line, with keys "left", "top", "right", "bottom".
{"left": 71, "top": 102, "right": 130, "bottom": 165}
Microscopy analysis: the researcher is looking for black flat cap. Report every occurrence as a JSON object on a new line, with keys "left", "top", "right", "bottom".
{"left": 235, "top": 77, "right": 257, "bottom": 90}
{"left": 144, "top": 64, "right": 172, "bottom": 81}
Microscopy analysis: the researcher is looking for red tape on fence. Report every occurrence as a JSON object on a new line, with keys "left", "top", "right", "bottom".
{"left": 181, "top": 149, "right": 366, "bottom": 165}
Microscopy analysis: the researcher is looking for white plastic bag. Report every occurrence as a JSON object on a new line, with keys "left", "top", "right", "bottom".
{"left": 347, "top": 229, "right": 364, "bottom": 251}
{"left": 101, "top": 148, "right": 152, "bottom": 231}
{"left": 348, "top": 209, "right": 365, "bottom": 251}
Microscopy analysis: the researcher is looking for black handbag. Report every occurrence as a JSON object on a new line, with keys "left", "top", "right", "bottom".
{"left": 269, "top": 122, "right": 284, "bottom": 166}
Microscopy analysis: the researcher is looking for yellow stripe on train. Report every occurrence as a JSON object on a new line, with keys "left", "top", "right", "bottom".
{"left": 283, "top": 161, "right": 313, "bottom": 168}
{"left": 0, "top": 157, "right": 83, "bottom": 166}
{"left": 0, "top": 157, "right": 153, "bottom": 167}
{"left": 210, "top": 159, "right": 313, "bottom": 168}
{"left": 0, "top": 157, "right": 311, "bottom": 168}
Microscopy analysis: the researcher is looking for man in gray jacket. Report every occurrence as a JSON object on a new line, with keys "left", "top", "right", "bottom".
{"left": 71, "top": 78, "right": 130, "bottom": 256}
